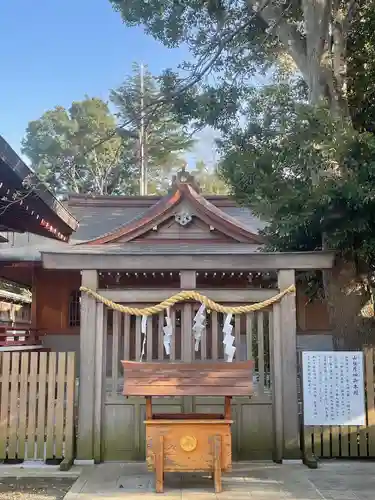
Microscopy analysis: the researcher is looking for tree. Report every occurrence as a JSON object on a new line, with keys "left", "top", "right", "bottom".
{"left": 22, "top": 97, "right": 138, "bottom": 196}
{"left": 218, "top": 82, "right": 375, "bottom": 347}
{"left": 347, "top": 3, "right": 375, "bottom": 133}
{"left": 109, "top": 0, "right": 375, "bottom": 345}
{"left": 109, "top": 0, "right": 372, "bottom": 118}
{"left": 110, "top": 63, "right": 194, "bottom": 194}
{"left": 191, "top": 160, "right": 228, "bottom": 195}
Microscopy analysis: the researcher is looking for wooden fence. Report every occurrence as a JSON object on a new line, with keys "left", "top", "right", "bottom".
{"left": 302, "top": 347, "right": 375, "bottom": 458}
{"left": 0, "top": 351, "right": 75, "bottom": 467}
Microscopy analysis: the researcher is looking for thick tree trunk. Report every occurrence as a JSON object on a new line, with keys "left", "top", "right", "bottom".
{"left": 251, "top": 0, "right": 352, "bottom": 118}
{"left": 324, "top": 258, "right": 371, "bottom": 349}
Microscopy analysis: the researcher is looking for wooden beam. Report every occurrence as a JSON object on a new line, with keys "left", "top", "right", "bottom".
{"left": 278, "top": 269, "right": 300, "bottom": 460}
{"left": 98, "top": 288, "right": 278, "bottom": 303}
{"left": 41, "top": 251, "right": 335, "bottom": 271}
{"left": 76, "top": 270, "right": 97, "bottom": 461}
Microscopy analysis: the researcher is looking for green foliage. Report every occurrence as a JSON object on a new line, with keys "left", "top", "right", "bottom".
{"left": 22, "top": 65, "right": 194, "bottom": 197}
{"left": 191, "top": 160, "right": 228, "bottom": 195}
{"left": 110, "top": 63, "right": 194, "bottom": 194}
{"left": 218, "top": 83, "right": 375, "bottom": 276}
{"left": 109, "top": 0, "right": 375, "bottom": 341}
{"left": 110, "top": 0, "right": 375, "bottom": 130}
{"left": 347, "top": 1, "right": 375, "bottom": 133}
{"left": 21, "top": 97, "right": 137, "bottom": 196}
{"left": 109, "top": 0, "right": 284, "bottom": 128}
{"left": 108, "top": 0, "right": 375, "bottom": 272}
{"left": 109, "top": 0, "right": 277, "bottom": 77}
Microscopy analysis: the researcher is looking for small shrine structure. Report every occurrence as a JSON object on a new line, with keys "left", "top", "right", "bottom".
{"left": 0, "top": 164, "right": 334, "bottom": 462}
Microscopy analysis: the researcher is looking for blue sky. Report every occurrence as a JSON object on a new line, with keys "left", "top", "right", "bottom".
{"left": 0, "top": 0, "right": 217, "bottom": 166}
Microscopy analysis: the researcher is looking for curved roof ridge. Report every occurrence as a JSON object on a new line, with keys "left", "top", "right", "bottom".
{"left": 76, "top": 168, "right": 264, "bottom": 245}
{"left": 184, "top": 184, "right": 264, "bottom": 244}
{"left": 182, "top": 184, "right": 264, "bottom": 243}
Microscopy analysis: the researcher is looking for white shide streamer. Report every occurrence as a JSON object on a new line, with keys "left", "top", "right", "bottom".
{"left": 193, "top": 304, "right": 206, "bottom": 352}
{"left": 140, "top": 315, "right": 148, "bottom": 361}
{"left": 163, "top": 308, "right": 173, "bottom": 356}
{"left": 222, "top": 313, "right": 235, "bottom": 362}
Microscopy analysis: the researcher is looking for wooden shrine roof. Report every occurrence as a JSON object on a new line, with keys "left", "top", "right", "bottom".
{"left": 78, "top": 177, "right": 264, "bottom": 244}
{"left": 0, "top": 163, "right": 335, "bottom": 271}
{"left": 0, "top": 136, "right": 78, "bottom": 241}
{"left": 66, "top": 194, "right": 265, "bottom": 243}
{"left": 0, "top": 165, "right": 268, "bottom": 263}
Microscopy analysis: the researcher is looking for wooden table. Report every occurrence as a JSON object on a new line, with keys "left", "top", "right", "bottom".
{"left": 122, "top": 360, "right": 253, "bottom": 493}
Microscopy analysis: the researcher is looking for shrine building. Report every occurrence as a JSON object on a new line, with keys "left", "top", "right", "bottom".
{"left": 0, "top": 145, "right": 334, "bottom": 462}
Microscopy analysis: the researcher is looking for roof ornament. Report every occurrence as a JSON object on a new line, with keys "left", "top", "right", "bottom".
{"left": 175, "top": 211, "right": 193, "bottom": 226}
{"left": 171, "top": 163, "right": 200, "bottom": 193}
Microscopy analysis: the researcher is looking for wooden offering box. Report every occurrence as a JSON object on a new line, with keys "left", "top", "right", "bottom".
{"left": 122, "top": 360, "right": 253, "bottom": 493}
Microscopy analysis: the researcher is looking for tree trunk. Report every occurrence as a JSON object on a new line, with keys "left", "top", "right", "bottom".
{"left": 252, "top": 0, "right": 352, "bottom": 118}
{"left": 324, "top": 257, "right": 373, "bottom": 349}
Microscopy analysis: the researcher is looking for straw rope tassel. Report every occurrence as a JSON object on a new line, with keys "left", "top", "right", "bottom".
{"left": 79, "top": 285, "right": 296, "bottom": 316}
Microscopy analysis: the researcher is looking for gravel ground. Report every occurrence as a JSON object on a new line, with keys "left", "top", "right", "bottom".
{"left": 0, "top": 477, "right": 75, "bottom": 500}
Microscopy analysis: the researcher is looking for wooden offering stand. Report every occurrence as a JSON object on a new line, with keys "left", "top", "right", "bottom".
{"left": 122, "top": 360, "right": 253, "bottom": 493}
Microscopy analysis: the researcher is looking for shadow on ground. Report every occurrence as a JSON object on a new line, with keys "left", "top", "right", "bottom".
{"left": 0, "top": 477, "right": 75, "bottom": 500}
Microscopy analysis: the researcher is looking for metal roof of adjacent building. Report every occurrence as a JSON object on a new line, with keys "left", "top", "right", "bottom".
{"left": 0, "top": 135, "right": 78, "bottom": 240}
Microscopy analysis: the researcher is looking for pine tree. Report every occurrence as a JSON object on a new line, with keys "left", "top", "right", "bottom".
{"left": 110, "top": 63, "right": 194, "bottom": 194}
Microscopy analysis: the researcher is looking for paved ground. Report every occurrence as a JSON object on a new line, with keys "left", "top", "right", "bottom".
{"left": 0, "top": 477, "right": 75, "bottom": 500}
{"left": 62, "top": 461, "right": 375, "bottom": 500}
{"left": 0, "top": 465, "right": 80, "bottom": 500}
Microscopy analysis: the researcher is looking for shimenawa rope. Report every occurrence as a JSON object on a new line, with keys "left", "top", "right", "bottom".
{"left": 79, "top": 284, "right": 295, "bottom": 316}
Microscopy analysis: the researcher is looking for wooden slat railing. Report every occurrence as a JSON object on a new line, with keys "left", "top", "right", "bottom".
{"left": 0, "top": 351, "right": 76, "bottom": 466}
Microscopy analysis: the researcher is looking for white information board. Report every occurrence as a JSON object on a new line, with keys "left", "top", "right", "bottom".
{"left": 302, "top": 351, "right": 366, "bottom": 426}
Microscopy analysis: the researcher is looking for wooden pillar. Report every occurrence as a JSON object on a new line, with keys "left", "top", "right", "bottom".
{"left": 278, "top": 269, "right": 300, "bottom": 460}
{"left": 76, "top": 270, "right": 98, "bottom": 461}
{"left": 30, "top": 268, "right": 38, "bottom": 329}
{"left": 180, "top": 271, "right": 196, "bottom": 363}
{"left": 270, "top": 302, "right": 283, "bottom": 462}
{"left": 93, "top": 302, "right": 106, "bottom": 463}
{"left": 180, "top": 271, "right": 195, "bottom": 413}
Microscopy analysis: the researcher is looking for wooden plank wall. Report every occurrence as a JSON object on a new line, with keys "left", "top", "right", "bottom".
{"left": 0, "top": 352, "right": 76, "bottom": 462}
{"left": 302, "top": 347, "right": 375, "bottom": 458}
